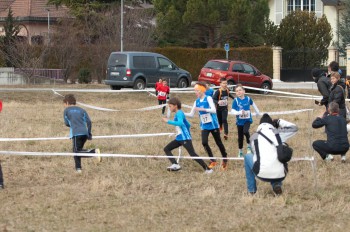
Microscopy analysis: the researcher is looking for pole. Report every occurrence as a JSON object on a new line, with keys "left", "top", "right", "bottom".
{"left": 120, "top": 0, "right": 123, "bottom": 52}
{"left": 47, "top": 9, "right": 50, "bottom": 45}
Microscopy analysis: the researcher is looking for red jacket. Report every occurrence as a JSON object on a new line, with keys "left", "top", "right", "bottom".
{"left": 155, "top": 82, "right": 163, "bottom": 89}
{"left": 156, "top": 85, "right": 170, "bottom": 100}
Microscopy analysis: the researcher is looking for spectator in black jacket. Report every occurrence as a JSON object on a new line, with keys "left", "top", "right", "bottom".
{"left": 329, "top": 72, "right": 346, "bottom": 118}
{"left": 312, "top": 68, "right": 331, "bottom": 113}
{"left": 312, "top": 102, "right": 349, "bottom": 162}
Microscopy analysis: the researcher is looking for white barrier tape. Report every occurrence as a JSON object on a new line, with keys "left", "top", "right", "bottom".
{"left": 0, "top": 150, "right": 315, "bottom": 162}
{"left": 0, "top": 133, "right": 175, "bottom": 142}
{"left": 228, "top": 108, "right": 313, "bottom": 116}
{"left": 54, "top": 89, "right": 167, "bottom": 112}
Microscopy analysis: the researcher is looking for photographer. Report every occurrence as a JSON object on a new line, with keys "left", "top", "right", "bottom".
{"left": 244, "top": 114, "right": 298, "bottom": 195}
{"left": 312, "top": 102, "right": 349, "bottom": 162}
{"left": 312, "top": 68, "right": 330, "bottom": 114}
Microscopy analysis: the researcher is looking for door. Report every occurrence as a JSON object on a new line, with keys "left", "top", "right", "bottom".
{"left": 157, "top": 57, "right": 179, "bottom": 87}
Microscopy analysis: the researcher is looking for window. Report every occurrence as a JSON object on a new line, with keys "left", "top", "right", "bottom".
{"left": 108, "top": 54, "right": 127, "bottom": 67}
{"left": 204, "top": 61, "right": 229, "bottom": 71}
{"left": 133, "top": 56, "right": 156, "bottom": 69}
{"left": 242, "top": 64, "right": 255, "bottom": 75}
{"left": 158, "top": 58, "right": 173, "bottom": 70}
{"left": 232, "top": 63, "right": 244, "bottom": 73}
{"left": 287, "top": 0, "right": 315, "bottom": 13}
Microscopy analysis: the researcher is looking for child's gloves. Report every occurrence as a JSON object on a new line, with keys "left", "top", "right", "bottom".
{"left": 87, "top": 133, "right": 92, "bottom": 140}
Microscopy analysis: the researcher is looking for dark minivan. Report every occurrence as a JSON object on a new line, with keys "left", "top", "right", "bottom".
{"left": 105, "top": 52, "right": 192, "bottom": 90}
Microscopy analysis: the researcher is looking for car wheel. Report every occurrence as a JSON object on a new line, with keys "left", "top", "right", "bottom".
{"left": 133, "top": 79, "right": 146, "bottom": 90}
{"left": 110, "top": 85, "right": 121, "bottom": 90}
{"left": 177, "top": 78, "right": 188, "bottom": 88}
{"left": 227, "top": 80, "right": 235, "bottom": 91}
{"left": 260, "top": 82, "right": 271, "bottom": 94}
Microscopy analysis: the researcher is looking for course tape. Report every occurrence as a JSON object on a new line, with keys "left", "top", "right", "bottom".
{"left": 0, "top": 133, "right": 175, "bottom": 142}
{"left": 0, "top": 150, "right": 314, "bottom": 162}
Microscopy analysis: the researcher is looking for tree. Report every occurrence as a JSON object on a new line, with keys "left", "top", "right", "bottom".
{"left": 0, "top": 7, "right": 20, "bottom": 67}
{"left": 154, "top": 0, "right": 270, "bottom": 48}
{"left": 275, "top": 11, "right": 332, "bottom": 69}
{"left": 338, "top": 0, "right": 350, "bottom": 55}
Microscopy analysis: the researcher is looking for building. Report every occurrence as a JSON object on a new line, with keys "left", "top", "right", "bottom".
{"left": 0, "top": 0, "right": 70, "bottom": 44}
{"left": 268, "top": 0, "right": 343, "bottom": 47}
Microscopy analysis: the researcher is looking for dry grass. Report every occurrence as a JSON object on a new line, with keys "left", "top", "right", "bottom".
{"left": 0, "top": 84, "right": 350, "bottom": 231}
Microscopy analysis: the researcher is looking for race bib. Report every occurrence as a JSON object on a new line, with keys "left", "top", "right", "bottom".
{"left": 159, "top": 91, "right": 166, "bottom": 97}
{"left": 218, "top": 99, "right": 228, "bottom": 106}
{"left": 200, "top": 113, "right": 213, "bottom": 124}
{"left": 175, "top": 126, "right": 182, "bottom": 136}
{"left": 239, "top": 110, "right": 250, "bottom": 119}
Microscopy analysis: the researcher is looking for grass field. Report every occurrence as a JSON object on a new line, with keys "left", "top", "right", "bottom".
{"left": 0, "top": 85, "right": 349, "bottom": 232}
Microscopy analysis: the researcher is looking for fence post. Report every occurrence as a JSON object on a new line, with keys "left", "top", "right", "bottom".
{"left": 327, "top": 46, "right": 338, "bottom": 64}
{"left": 272, "top": 46, "right": 282, "bottom": 81}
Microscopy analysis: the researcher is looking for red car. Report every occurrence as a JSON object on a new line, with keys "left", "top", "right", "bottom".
{"left": 198, "top": 60, "right": 273, "bottom": 93}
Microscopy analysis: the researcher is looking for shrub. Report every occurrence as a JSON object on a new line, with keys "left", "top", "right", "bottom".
{"left": 78, "top": 68, "right": 92, "bottom": 84}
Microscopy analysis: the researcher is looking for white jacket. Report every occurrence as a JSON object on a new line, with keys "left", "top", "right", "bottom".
{"left": 250, "top": 123, "right": 286, "bottom": 179}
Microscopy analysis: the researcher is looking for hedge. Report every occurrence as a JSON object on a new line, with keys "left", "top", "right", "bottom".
{"left": 152, "top": 46, "right": 273, "bottom": 81}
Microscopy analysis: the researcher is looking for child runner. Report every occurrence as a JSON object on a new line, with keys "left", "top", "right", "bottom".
{"left": 212, "top": 78, "right": 235, "bottom": 140}
{"left": 63, "top": 94, "right": 101, "bottom": 173}
{"left": 156, "top": 79, "right": 170, "bottom": 115}
{"left": 0, "top": 100, "right": 4, "bottom": 189}
{"left": 205, "top": 81, "right": 214, "bottom": 97}
{"left": 185, "top": 82, "right": 228, "bottom": 170}
{"left": 231, "top": 84, "right": 260, "bottom": 157}
{"left": 155, "top": 78, "right": 163, "bottom": 96}
{"left": 162, "top": 97, "right": 213, "bottom": 173}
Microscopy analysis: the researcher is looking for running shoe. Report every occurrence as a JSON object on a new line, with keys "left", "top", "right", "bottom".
{"left": 208, "top": 161, "right": 218, "bottom": 169}
{"left": 167, "top": 163, "right": 181, "bottom": 171}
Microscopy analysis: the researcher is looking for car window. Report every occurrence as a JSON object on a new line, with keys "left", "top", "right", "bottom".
{"left": 242, "top": 64, "right": 255, "bottom": 75}
{"left": 133, "top": 56, "right": 156, "bottom": 69}
{"left": 232, "top": 63, "right": 244, "bottom": 73}
{"left": 204, "top": 61, "right": 229, "bottom": 71}
{"left": 108, "top": 54, "right": 127, "bottom": 67}
{"left": 158, "top": 57, "right": 173, "bottom": 70}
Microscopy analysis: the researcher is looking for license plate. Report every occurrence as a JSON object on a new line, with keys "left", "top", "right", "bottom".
{"left": 111, "top": 72, "right": 120, "bottom": 76}
{"left": 206, "top": 72, "right": 212, "bottom": 77}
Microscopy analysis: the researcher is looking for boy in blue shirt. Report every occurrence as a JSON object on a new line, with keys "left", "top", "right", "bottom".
{"left": 63, "top": 94, "right": 101, "bottom": 173}
{"left": 162, "top": 97, "right": 212, "bottom": 173}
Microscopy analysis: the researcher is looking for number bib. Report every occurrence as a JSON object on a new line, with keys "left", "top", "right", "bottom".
{"left": 159, "top": 91, "right": 166, "bottom": 97}
{"left": 218, "top": 99, "right": 228, "bottom": 106}
{"left": 200, "top": 113, "right": 213, "bottom": 124}
{"left": 239, "top": 110, "right": 250, "bottom": 119}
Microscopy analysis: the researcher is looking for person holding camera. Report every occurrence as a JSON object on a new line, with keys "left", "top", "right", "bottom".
{"left": 312, "top": 68, "right": 331, "bottom": 114}
{"left": 243, "top": 114, "right": 298, "bottom": 196}
{"left": 63, "top": 94, "right": 101, "bottom": 173}
{"left": 312, "top": 102, "right": 349, "bottom": 162}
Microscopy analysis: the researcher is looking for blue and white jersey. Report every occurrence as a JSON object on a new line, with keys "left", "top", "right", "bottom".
{"left": 232, "top": 96, "right": 254, "bottom": 126}
{"left": 167, "top": 110, "right": 192, "bottom": 141}
{"left": 196, "top": 96, "right": 219, "bottom": 130}
{"left": 64, "top": 106, "right": 91, "bottom": 138}
{"left": 205, "top": 88, "right": 214, "bottom": 97}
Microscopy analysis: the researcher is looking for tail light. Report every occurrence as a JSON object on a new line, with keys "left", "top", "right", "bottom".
{"left": 126, "top": 69, "right": 131, "bottom": 77}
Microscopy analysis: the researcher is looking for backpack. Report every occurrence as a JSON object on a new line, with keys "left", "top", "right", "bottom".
{"left": 258, "top": 131, "right": 293, "bottom": 163}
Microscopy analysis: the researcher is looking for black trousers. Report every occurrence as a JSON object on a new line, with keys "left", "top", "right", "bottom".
{"left": 72, "top": 135, "right": 96, "bottom": 169}
{"left": 312, "top": 140, "right": 349, "bottom": 159}
{"left": 0, "top": 161, "right": 3, "bottom": 185}
{"left": 201, "top": 129, "right": 227, "bottom": 163}
{"left": 164, "top": 140, "right": 209, "bottom": 170}
{"left": 237, "top": 122, "right": 251, "bottom": 149}
{"left": 158, "top": 99, "right": 166, "bottom": 114}
{"left": 217, "top": 109, "right": 229, "bottom": 135}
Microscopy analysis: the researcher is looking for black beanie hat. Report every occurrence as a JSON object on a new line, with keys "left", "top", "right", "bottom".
{"left": 259, "top": 113, "right": 273, "bottom": 125}
{"left": 311, "top": 68, "right": 324, "bottom": 78}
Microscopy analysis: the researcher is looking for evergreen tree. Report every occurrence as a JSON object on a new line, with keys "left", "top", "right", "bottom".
{"left": 338, "top": 0, "right": 350, "bottom": 55}
{"left": 275, "top": 11, "right": 332, "bottom": 69}
{"left": 0, "top": 7, "right": 20, "bottom": 67}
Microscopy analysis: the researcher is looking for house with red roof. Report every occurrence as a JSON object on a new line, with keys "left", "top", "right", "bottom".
{"left": 0, "top": 0, "right": 70, "bottom": 44}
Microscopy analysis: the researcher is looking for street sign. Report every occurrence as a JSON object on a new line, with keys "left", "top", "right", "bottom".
{"left": 224, "top": 43, "right": 230, "bottom": 52}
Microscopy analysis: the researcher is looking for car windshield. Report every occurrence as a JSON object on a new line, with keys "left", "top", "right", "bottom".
{"left": 204, "top": 61, "right": 229, "bottom": 71}
{"left": 108, "top": 54, "right": 127, "bottom": 67}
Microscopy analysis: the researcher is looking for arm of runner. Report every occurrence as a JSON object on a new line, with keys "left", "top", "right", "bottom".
{"left": 184, "top": 101, "right": 196, "bottom": 117}
{"left": 204, "top": 96, "right": 217, "bottom": 113}
{"left": 252, "top": 102, "right": 260, "bottom": 116}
